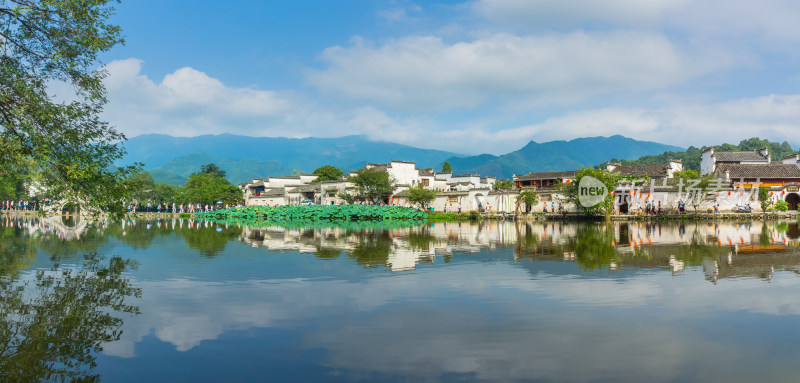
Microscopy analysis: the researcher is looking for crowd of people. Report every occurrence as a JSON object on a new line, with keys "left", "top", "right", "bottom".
{"left": 1, "top": 199, "right": 240, "bottom": 215}
{"left": 126, "top": 202, "right": 235, "bottom": 214}
{"left": 1, "top": 200, "right": 40, "bottom": 211}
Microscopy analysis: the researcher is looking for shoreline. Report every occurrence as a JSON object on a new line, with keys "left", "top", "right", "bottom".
{"left": 4, "top": 210, "right": 798, "bottom": 223}
{"left": 518, "top": 211, "right": 800, "bottom": 222}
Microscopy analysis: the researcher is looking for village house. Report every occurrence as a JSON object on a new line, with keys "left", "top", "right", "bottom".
{"left": 239, "top": 151, "right": 800, "bottom": 213}
{"left": 701, "top": 147, "right": 771, "bottom": 175}
{"left": 698, "top": 148, "right": 800, "bottom": 210}
{"left": 711, "top": 163, "right": 800, "bottom": 210}
{"left": 241, "top": 160, "right": 499, "bottom": 210}
{"left": 240, "top": 174, "right": 322, "bottom": 206}
{"left": 607, "top": 160, "right": 683, "bottom": 179}
{"left": 513, "top": 171, "right": 576, "bottom": 189}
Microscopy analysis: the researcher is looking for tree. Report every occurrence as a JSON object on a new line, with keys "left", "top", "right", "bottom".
{"left": 124, "top": 171, "right": 179, "bottom": 205}
{"left": 312, "top": 165, "right": 344, "bottom": 182}
{"left": 674, "top": 170, "right": 711, "bottom": 211}
{"left": 125, "top": 170, "right": 157, "bottom": 204}
{"left": 688, "top": 177, "right": 711, "bottom": 212}
{"left": 759, "top": 187, "right": 773, "bottom": 213}
{"left": 559, "top": 168, "right": 620, "bottom": 217}
{"left": 515, "top": 190, "right": 539, "bottom": 215}
{"left": 441, "top": 161, "right": 452, "bottom": 173}
{"left": 406, "top": 183, "right": 437, "bottom": 210}
{"left": 0, "top": 137, "right": 35, "bottom": 200}
{"left": 200, "top": 163, "right": 226, "bottom": 179}
{"left": 337, "top": 189, "right": 355, "bottom": 204}
{"left": 495, "top": 178, "right": 514, "bottom": 189}
{"left": 673, "top": 169, "right": 699, "bottom": 179}
{"left": 350, "top": 167, "right": 393, "bottom": 204}
{"left": 180, "top": 172, "right": 240, "bottom": 205}
{"left": 0, "top": 0, "right": 137, "bottom": 217}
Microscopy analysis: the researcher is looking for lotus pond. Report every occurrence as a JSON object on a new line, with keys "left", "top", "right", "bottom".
{"left": 194, "top": 204, "right": 428, "bottom": 222}
{"left": 3, "top": 216, "right": 800, "bottom": 382}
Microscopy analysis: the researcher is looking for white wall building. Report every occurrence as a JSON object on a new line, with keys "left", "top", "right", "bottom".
{"left": 701, "top": 147, "right": 770, "bottom": 176}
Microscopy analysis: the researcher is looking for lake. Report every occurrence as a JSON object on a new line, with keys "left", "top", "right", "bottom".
{"left": 2, "top": 215, "right": 800, "bottom": 382}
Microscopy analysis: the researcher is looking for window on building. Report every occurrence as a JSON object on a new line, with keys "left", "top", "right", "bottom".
{"left": 422, "top": 179, "right": 430, "bottom": 186}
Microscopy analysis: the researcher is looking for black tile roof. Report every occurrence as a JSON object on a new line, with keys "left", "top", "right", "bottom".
{"left": 611, "top": 164, "right": 671, "bottom": 178}
{"left": 258, "top": 188, "right": 286, "bottom": 197}
{"left": 716, "top": 164, "right": 800, "bottom": 179}
{"left": 514, "top": 171, "right": 576, "bottom": 181}
{"left": 288, "top": 185, "right": 319, "bottom": 193}
{"left": 714, "top": 151, "right": 769, "bottom": 162}
{"left": 394, "top": 190, "right": 468, "bottom": 197}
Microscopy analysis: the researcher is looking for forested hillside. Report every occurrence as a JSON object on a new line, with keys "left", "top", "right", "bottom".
{"left": 606, "top": 138, "right": 797, "bottom": 172}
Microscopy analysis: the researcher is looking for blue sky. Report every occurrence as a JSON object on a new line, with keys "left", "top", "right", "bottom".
{"left": 98, "top": 0, "right": 800, "bottom": 155}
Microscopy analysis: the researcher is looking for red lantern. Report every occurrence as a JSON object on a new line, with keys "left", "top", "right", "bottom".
{"left": 728, "top": 191, "right": 731, "bottom": 196}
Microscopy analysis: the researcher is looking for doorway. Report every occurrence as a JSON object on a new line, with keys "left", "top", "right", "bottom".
{"left": 787, "top": 193, "right": 800, "bottom": 211}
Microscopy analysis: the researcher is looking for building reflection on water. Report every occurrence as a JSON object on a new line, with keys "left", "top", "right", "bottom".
{"left": 236, "top": 219, "right": 800, "bottom": 282}
{"left": 5, "top": 214, "right": 800, "bottom": 282}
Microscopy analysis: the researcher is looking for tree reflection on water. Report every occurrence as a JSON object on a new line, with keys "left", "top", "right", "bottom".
{"left": 349, "top": 231, "right": 393, "bottom": 268}
{"left": 564, "top": 224, "right": 621, "bottom": 271}
{"left": 0, "top": 222, "right": 140, "bottom": 382}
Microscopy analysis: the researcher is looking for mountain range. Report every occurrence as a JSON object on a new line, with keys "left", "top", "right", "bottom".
{"left": 121, "top": 134, "right": 459, "bottom": 184}
{"left": 445, "top": 135, "right": 683, "bottom": 179}
{"left": 120, "top": 134, "right": 683, "bottom": 184}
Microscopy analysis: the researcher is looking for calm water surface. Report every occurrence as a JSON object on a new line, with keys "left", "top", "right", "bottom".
{"left": 3, "top": 216, "right": 800, "bottom": 382}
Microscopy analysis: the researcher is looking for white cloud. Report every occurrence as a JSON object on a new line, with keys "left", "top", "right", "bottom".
{"left": 382, "top": 94, "right": 800, "bottom": 154}
{"left": 500, "top": 94, "right": 800, "bottom": 148}
{"left": 306, "top": 32, "right": 718, "bottom": 111}
{"left": 101, "top": 59, "right": 441, "bottom": 147}
{"left": 473, "top": 0, "right": 800, "bottom": 48}
{"left": 102, "top": 59, "right": 297, "bottom": 138}
{"left": 99, "top": 59, "right": 800, "bottom": 156}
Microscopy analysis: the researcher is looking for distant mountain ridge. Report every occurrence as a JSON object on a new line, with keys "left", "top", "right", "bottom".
{"left": 152, "top": 151, "right": 291, "bottom": 186}
{"left": 121, "top": 134, "right": 461, "bottom": 184}
{"left": 446, "top": 135, "right": 684, "bottom": 179}
{"left": 120, "top": 134, "right": 684, "bottom": 184}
